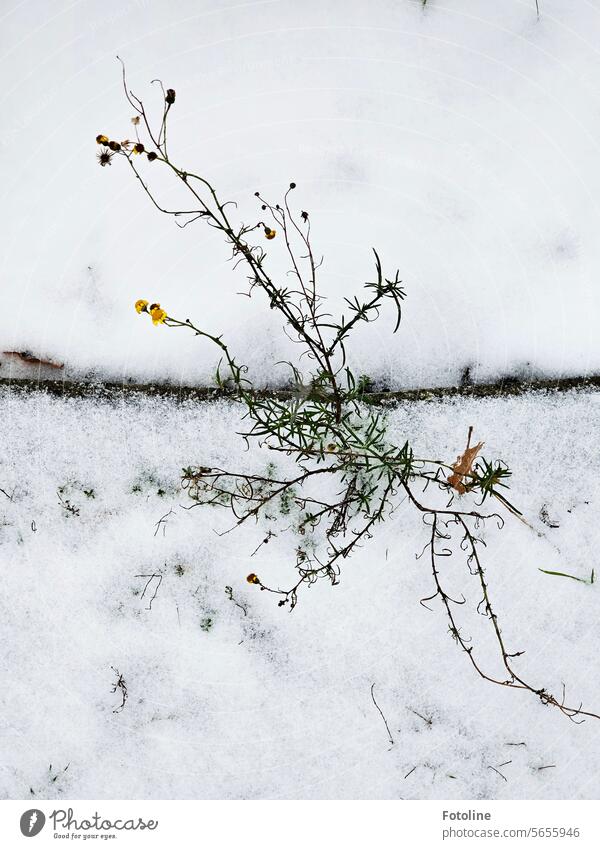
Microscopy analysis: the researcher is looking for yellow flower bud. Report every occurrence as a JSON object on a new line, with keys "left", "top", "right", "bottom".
{"left": 135, "top": 299, "right": 149, "bottom": 314}
{"left": 246, "top": 573, "right": 260, "bottom": 585}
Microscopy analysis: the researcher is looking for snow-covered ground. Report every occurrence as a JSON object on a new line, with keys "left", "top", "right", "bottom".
{"left": 4, "top": 0, "right": 600, "bottom": 387}
{"left": 3, "top": 0, "right": 600, "bottom": 806}
{"left": 1, "top": 387, "right": 599, "bottom": 800}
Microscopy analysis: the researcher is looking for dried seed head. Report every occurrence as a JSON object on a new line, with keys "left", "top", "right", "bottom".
{"left": 132, "top": 142, "right": 145, "bottom": 154}
{"left": 165, "top": 89, "right": 176, "bottom": 104}
{"left": 108, "top": 140, "right": 121, "bottom": 151}
{"left": 97, "top": 150, "right": 114, "bottom": 167}
{"left": 147, "top": 151, "right": 158, "bottom": 162}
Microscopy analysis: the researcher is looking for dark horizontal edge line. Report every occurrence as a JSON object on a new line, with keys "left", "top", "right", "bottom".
{"left": 2, "top": 374, "right": 600, "bottom": 404}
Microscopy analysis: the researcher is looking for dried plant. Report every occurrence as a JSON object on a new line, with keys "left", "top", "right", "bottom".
{"left": 95, "top": 61, "right": 599, "bottom": 721}
{"left": 110, "top": 666, "right": 128, "bottom": 714}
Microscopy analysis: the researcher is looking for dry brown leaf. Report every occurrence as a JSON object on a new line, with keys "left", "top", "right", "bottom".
{"left": 3, "top": 351, "right": 64, "bottom": 369}
{"left": 448, "top": 433, "right": 484, "bottom": 494}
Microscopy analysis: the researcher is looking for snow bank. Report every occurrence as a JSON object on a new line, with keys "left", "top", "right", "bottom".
{"left": 3, "top": 1, "right": 600, "bottom": 386}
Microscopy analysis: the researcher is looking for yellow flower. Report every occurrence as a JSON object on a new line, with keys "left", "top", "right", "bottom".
{"left": 96, "top": 134, "right": 109, "bottom": 145}
{"left": 150, "top": 305, "right": 167, "bottom": 325}
{"left": 246, "top": 573, "right": 260, "bottom": 585}
{"left": 264, "top": 227, "right": 276, "bottom": 240}
{"left": 135, "top": 299, "right": 149, "bottom": 314}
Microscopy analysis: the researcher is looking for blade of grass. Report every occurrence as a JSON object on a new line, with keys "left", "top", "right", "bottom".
{"left": 538, "top": 568, "right": 594, "bottom": 584}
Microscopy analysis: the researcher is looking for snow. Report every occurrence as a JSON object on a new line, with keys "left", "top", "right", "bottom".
{"left": 3, "top": 0, "right": 600, "bottom": 806}
{"left": 1, "top": 386, "right": 599, "bottom": 800}
{"left": 3, "top": 0, "right": 600, "bottom": 387}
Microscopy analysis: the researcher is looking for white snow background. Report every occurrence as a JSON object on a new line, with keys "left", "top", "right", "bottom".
{"left": 2, "top": 0, "right": 600, "bottom": 802}
{"left": 2, "top": 0, "right": 600, "bottom": 387}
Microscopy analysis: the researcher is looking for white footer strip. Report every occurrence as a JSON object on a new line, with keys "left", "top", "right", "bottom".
{"left": 1, "top": 800, "right": 598, "bottom": 848}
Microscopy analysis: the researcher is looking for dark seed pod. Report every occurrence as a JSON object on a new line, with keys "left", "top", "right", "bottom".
{"left": 97, "top": 151, "right": 113, "bottom": 167}
{"left": 147, "top": 151, "right": 158, "bottom": 162}
{"left": 289, "top": 182, "right": 296, "bottom": 189}
{"left": 165, "top": 89, "right": 176, "bottom": 104}
{"left": 133, "top": 142, "right": 145, "bottom": 154}
{"left": 108, "top": 140, "right": 121, "bottom": 151}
